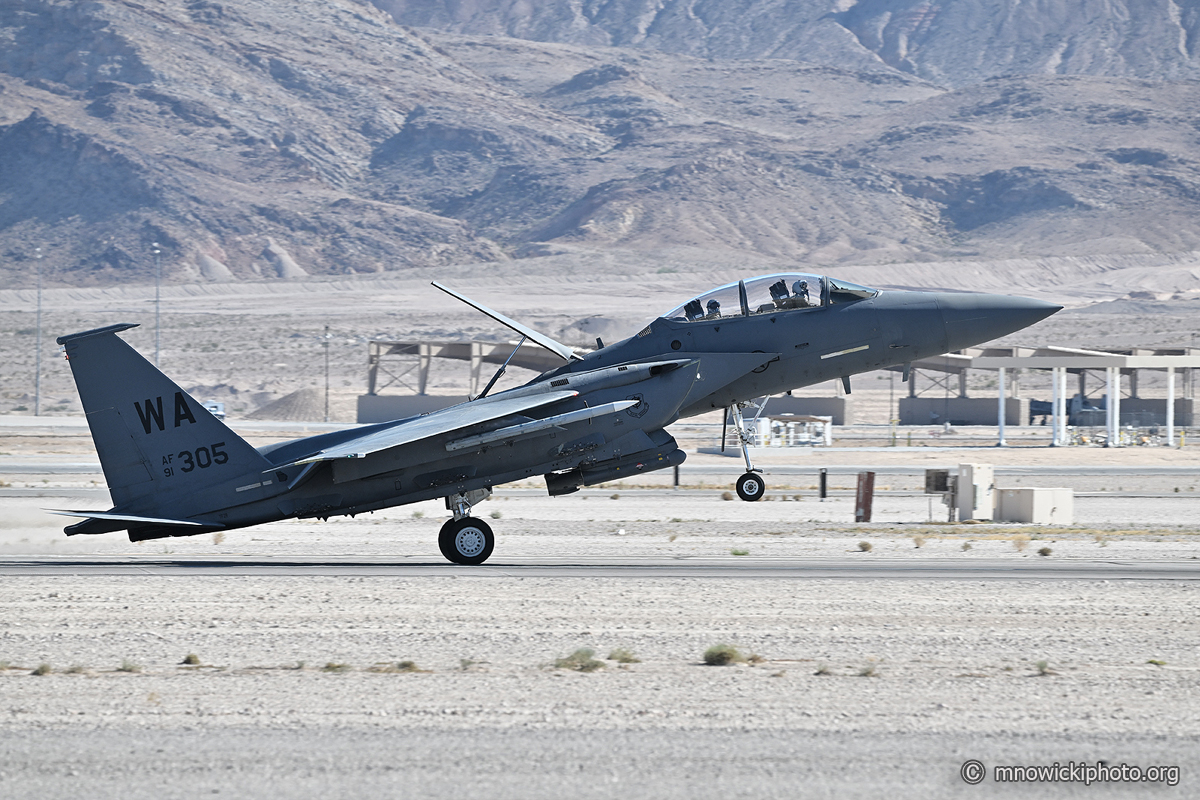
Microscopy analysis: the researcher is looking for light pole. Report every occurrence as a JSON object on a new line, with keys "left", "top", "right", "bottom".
{"left": 151, "top": 241, "right": 162, "bottom": 367}
{"left": 34, "top": 246, "right": 42, "bottom": 417}
{"left": 323, "top": 325, "right": 331, "bottom": 423}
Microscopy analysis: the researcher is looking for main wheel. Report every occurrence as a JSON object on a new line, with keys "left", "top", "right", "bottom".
{"left": 438, "top": 517, "right": 495, "bottom": 565}
{"left": 735, "top": 472, "right": 766, "bottom": 502}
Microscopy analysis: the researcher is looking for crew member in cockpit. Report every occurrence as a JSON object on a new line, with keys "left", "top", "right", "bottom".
{"left": 703, "top": 299, "right": 722, "bottom": 319}
{"left": 792, "top": 279, "right": 811, "bottom": 307}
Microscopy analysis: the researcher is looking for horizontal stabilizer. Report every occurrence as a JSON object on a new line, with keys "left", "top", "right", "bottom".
{"left": 446, "top": 399, "right": 637, "bottom": 452}
{"left": 46, "top": 510, "right": 222, "bottom": 528}
{"left": 275, "top": 389, "right": 579, "bottom": 468}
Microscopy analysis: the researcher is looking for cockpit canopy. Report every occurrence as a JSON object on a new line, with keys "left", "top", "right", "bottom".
{"left": 662, "top": 273, "right": 878, "bottom": 322}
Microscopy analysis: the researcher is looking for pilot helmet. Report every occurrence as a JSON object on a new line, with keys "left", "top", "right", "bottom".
{"left": 706, "top": 299, "right": 721, "bottom": 313}
{"left": 793, "top": 280, "right": 809, "bottom": 294}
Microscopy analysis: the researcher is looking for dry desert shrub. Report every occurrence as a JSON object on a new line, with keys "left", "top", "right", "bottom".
{"left": 554, "top": 648, "right": 605, "bottom": 672}
{"left": 1013, "top": 534, "right": 1030, "bottom": 552}
{"left": 31, "top": 663, "right": 52, "bottom": 676}
{"left": 369, "top": 660, "right": 425, "bottom": 673}
{"left": 858, "top": 541, "right": 872, "bottom": 552}
{"left": 607, "top": 648, "right": 641, "bottom": 664}
{"left": 702, "top": 644, "right": 745, "bottom": 666}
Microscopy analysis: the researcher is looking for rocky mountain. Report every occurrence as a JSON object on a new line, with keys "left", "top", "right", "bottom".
{"left": 3, "top": 0, "right": 1200, "bottom": 292}
{"left": 378, "top": 0, "right": 1200, "bottom": 87}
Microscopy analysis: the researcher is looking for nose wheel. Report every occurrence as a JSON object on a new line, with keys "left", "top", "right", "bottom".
{"left": 439, "top": 517, "right": 495, "bottom": 565}
{"left": 735, "top": 472, "right": 766, "bottom": 502}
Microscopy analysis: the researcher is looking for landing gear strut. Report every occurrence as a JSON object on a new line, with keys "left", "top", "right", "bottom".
{"left": 438, "top": 488, "right": 495, "bottom": 564}
{"left": 729, "top": 401, "right": 767, "bottom": 502}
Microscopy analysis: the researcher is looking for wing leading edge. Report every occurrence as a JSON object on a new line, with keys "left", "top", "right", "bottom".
{"left": 274, "top": 389, "right": 580, "bottom": 469}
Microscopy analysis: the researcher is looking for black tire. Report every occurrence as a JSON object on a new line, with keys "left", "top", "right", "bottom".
{"left": 735, "top": 472, "right": 766, "bottom": 502}
{"left": 438, "top": 517, "right": 495, "bottom": 565}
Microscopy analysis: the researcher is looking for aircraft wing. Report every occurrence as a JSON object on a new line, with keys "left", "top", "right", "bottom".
{"left": 46, "top": 510, "right": 223, "bottom": 528}
{"left": 275, "top": 389, "right": 580, "bottom": 468}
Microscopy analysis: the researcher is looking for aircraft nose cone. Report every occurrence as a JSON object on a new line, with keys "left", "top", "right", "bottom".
{"left": 936, "top": 292, "right": 1062, "bottom": 350}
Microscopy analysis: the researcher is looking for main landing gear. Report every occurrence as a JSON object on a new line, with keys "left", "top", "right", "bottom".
{"left": 729, "top": 401, "right": 767, "bottom": 502}
{"left": 438, "top": 488, "right": 495, "bottom": 564}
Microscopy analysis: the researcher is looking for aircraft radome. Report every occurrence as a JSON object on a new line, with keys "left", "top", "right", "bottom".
{"left": 51, "top": 273, "right": 1059, "bottom": 564}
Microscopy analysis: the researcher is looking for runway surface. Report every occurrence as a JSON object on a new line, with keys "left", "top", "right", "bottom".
{"left": 7, "top": 459, "right": 1200, "bottom": 476}
{"left": 2, "top": 554, "right": 1196, "bottom": 579}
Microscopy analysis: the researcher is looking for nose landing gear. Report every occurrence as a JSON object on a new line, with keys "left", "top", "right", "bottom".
{"left": 728, "top": 401, "right": 767, "bottom": 502}
{"left": 439, "top": 488, "right": 495, "bottom": 564}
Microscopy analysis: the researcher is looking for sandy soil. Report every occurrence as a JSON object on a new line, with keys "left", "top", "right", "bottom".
{"left": 1, "top": 276, "right": 1198, "bottom": 797}
{"left": 0, "top": 558, "right": 1195, "bottom": 798}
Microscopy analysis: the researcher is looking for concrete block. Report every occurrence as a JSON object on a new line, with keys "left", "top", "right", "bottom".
{"left": 996, "top": 488, "right": 1074, "bottom": 524}
{"left": 357, "top": 394, "right": 469, "bottom": 423}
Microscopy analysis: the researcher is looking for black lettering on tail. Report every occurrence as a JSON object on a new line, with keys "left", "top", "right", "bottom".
{"left": 173, "top": 392, "right": 196, "bottom": 428}
{"left": 135, "top": 397, "right": 165, "bottom": 434}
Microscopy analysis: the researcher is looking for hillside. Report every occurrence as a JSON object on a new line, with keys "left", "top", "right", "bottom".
{"left": 378, "top": 0, "right": 1200, "bottom": 87}
{"left": 2, "top": 0, "right": 1200, "bottom": 293}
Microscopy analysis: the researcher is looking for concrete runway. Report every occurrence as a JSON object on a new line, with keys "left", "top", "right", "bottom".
{"left": 7, "top": 458, "right": 1200, "bottom": 476}
{"left": 1, "top": 554, "right": 1198, "bottom": 580}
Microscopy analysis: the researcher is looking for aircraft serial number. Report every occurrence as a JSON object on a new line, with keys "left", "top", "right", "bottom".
{"left": 163, "top": 442, "right": 228, "bottom": 477}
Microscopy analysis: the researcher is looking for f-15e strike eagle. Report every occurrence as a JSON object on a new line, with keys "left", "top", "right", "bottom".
{"left": 52, "top": 273, "right": 1058, "bottom": 564}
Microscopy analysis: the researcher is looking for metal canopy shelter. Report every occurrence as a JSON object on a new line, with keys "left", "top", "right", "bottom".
{"left": 367, "top": 340, "right": 571, "bottom": 398}
{"left": 972, "top": 348, "right": 1200, "bottom": 447}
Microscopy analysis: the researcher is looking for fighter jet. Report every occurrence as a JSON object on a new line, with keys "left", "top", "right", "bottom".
{"left": 52, "top": 272, "right": 1059, "bottom": 564}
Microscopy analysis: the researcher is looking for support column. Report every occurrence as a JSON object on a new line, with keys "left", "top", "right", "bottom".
{"left": 1112, "top": 367, "right": 1121, "bottom": 445}
{"left": 469, "top": 342, "right": 483, "bottom": 397}
{"left": 1050, "top": 366, "right": 1060, "bottom": 446}
{"left": 1057, "top": 367, "right": 1069, "bottom": 446}
{"left": 958, "top": 371, "right": 967, "bottom": 398}
{"left": 1105, "top": 366, "right": 1121, "bottom": 446}
{"left": 367, "top": 342, "right": 380, "bottom": 395}
{"left": 418, "top": 343, "right": 431, "bottom": 396}
{"left": 997, "top": 366, "right": 1007, "bottom": 446}
{"left": 1167, "top": 367, "right": 1176, "bottom": 447}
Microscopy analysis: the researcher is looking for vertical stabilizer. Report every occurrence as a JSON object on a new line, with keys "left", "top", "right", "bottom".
{"left": 57, "top": 324, "right": 271, "bottom": 507}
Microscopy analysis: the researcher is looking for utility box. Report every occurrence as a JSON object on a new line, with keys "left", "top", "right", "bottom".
{"left": 924, "top": 469, "right": 951, "bottom": 494}
{"left": 997, "top": 488, "right": 1074, "bottom": 524}
{"left": 925, "top": 468, "right": 958, "bottom": 521}
{"left": 957, "top": 463, "right": 995, "bottom": 521}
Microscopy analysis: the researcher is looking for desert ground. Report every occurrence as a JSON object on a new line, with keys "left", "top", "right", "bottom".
{"left": 3, "top": 415, "right": 1199, "bottom": 797}
{"left": 2, "top": 270, "right": 1199, "bottom": 797}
